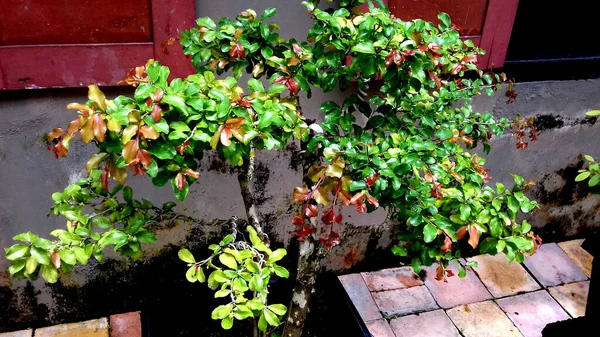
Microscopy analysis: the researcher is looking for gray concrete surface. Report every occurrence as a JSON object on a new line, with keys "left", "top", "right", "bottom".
{"left": 0, "top": 0, "right": 599, "bottom": 331}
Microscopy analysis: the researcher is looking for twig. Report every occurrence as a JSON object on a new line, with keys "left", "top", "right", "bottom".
{"left": 238, "top": 146, "right": 270, "bottom": 246}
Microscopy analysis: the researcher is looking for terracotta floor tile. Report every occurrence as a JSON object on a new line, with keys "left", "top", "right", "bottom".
{"left": 109, "top": 312, "right": 141, "bottom": 337}
{"left": 446, "top": 301, "right": 522, "bottom": 337}
{"left": 548, "top": 281, "right": 589, "bottom": 318}
{"left": 339, "top": 274, "right": 382, "bottom": 322}
{"left": 422, "top": 261, "right": 492, "bottom": 309}
{"left": 467, "top": 253, "right": 540, "bottom": 298}
{"left": 497, "top": 291, "right": 570, "bottom": 337}
{"left": 558, "top": 239, "right": 593, "bottom": 278}
{"left": 389, "top": 309, "right": 460, "bottom": 337}
{"left": 366, "top": 319, "right": 396, "bottom": 337}
{"left": 34, "top": 318, "right": 108, "bottom": 337}
{"left": 372, "top": 285, "right": 439, "bottom": 317}
{"left": 523, "top": 243, "right": 587, "bottom": 287}
{"left": 0, "top": 330, "right": 33, "bottom": 337}
{"left": 361, "top": 266, "right": 423, "bottom": 292}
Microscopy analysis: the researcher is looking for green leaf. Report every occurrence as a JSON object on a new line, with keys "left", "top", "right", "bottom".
{"left": 267, "top": 83, "right": 286, "bottom": 95}
{"left": 30, "top": 246, "right": 51, "bottom": 265}
{"left": 507, "top": 196, "right": 519, "bottom": 213}
{"left": 575, "top": 172, "right": 591, "bottom": 181}
{"left": 147, "top": 142, "right": 176, "bottom": 160}
{"left": 458, "top": 265, "right": 466, "bottom": 278}
{"left": 589, "top": 174, "right": 600, "bottom": 187}
{"left": 349, "top": 180, "right": 367, "bottom": 192}
{"left": 219, "top": 253, "right": 238, "bottom": 270}
{"left": 25, "top": 255, "right": 38, "bottom": 274}
{"left": 258, "top": 312, "right": 268, "bottom": 332}
{"left": 195, "top": 17, "right": 217, "bottom": 30}
{"left": 248, "top": 79, "right": 265, "bottom": 92}
{"left": 351, "top": 42, "right": 375, "bottom": 54}
{"left": 489, "top": 218, "right": 502, "bottom": 238}
{"left": 221, "top": 317, "right": 234, "bottom": 330}
{"left": 264, "top": 309, "right": 280, "bottom": 326}
{"left": 93, "top": 217, "right": 112, "bottom": 229}
{"left": 59, "top": 249, "right": 77, "bottom": 265}
{"left": 391, "top": 245, "right": 408, "bottom": 256}
{"left": 162, "top": 95, "right": 187, "bottom": 112}
{"left": 273, "top": 265, "right": 289, "bottom": 278}
{"left": 411, "top": 257, "right": 422, "bottom": 274}
{"left": 40, "top": 264, "right": 58, "bottom": 283}
{"left": 6, "top": 244, "right": 29, "bottom": 260}
{"left": 8, "top": 259, "right": 26, "bottom": 275}
{"left": 72, "top": 246, "right": 90, "bottom": 265}
{"left": 586, "top": 110, "right": 600, "bottom": 116}
{"left": 423, "top": 224, "right": 438, "bottom": 243}
{"left": 186, "top": 266, "right": 197, "bottom": 283}
{"left": 438, "top": 12, "right": 451, "bottom": 28}
{"left": 268, "top": 248, "right": 287, "bottom": 263}
{"left": 136, "top": 231, "right": 157, "bottom": 244}
{"left": 250, "top": 274, "right": 264, "bottom": 291}
{"left": 258, "top": 110, "right": 277, "bottom": 129}
{"left": 178, "top": 248, "right": 195, "bottom": 263}
{"left": 261, "top": 7, "right": 277, "bottom": 20}
{"left": 268, "top": 304, "right": 287, "bottom": 316}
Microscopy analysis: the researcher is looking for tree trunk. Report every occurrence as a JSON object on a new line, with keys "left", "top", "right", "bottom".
{"left": 282, "top": 239, "right": 322, "bottom": 337}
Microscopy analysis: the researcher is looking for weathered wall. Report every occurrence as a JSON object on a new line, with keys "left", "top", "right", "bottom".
{"left": 0, "top": 0, "right": 599, "bottom": 333}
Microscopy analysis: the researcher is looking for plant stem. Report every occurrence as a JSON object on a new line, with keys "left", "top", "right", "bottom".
{"left": 237, "top": 146, "right": 270, "bottom": 245}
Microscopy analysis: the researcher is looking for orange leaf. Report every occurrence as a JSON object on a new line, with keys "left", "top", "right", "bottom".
{"left": 48, "top": 128, "right": 65, "bottom": 140}
{"left": 457, "top": 226, "right": 467, "bottom": 240}
{"left": 210, "top": 125, "right": 224, "bottom": 150}
{"left": 92, "top": 114, "right": 107, "bottom": 142}
{"left": 66, "top": 103, "right": 93, "bottom": 116}
{"left": 305, "top": 204, "right": 318, "bottom": 218}
{"left": 151, "top": 104, "right": 163, "bottom": 123}
{"left": 293, "top": 187, "right": 309, "bottom": 202}
{"left": 51, "top": 252, "right": 61, "bottom": 269}
{"left": 153, "top": 88, "right": 164, "bottom": 102}
{"left": 122, "top": 139, "right": 139, "bottom": 164}
{"left": 175, "top": 172, "right": 186, "bottom": 191}
{"left": 313, "top": 188, "right": 331, "bottom": 205}
{"left": 139, "top": 125, "right": 159, "bottom": 140}
{"left": 101, "top": 168, "right": 109, "bottom": 191}
{"left": 441, "top": 236, "right": 452, "bottom": 252}
{"left": 468, "top": 225, "right": 480, "bottom": 249}
{"left": 67, "top": 117, "right": 82, "bottom": 135}
{"left": 220, "top": 127, "right": 232, "bottom": 146}
{"left": 88, "top": 84, "right": 107, "bottom": 111}
{"left": 80, "top": 117, "right": 94, "bottom": 144}
{"left": 225, "top": 117, "right": 246, "bottom": 130}
{"left": 137, "top": 149, "right": 152, "bottom": 166}
{"left": 183, "top": 168, "right": 201, "bottom": 179}
{"left": 435, "top": 264, "right": 445, "bottom": 281}
{"left": 109, "top": 163, "right": 127, "bottom": 185}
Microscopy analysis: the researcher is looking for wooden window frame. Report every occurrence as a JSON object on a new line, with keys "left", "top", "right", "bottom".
{"left": 0, "top": 0, "right": 196, "bottom": 90}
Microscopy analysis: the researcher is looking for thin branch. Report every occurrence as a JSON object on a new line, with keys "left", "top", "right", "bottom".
{"left": 238, "top": 146, "right": 270, "bottom": 246}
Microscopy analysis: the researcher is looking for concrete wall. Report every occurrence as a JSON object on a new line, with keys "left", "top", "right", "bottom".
{"left": 0, "top": 0, "right": 599, "bottom": 332}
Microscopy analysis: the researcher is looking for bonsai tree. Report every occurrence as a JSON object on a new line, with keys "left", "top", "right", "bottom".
{"left": 4, "top": 1, "right": 541, "bottom": 336}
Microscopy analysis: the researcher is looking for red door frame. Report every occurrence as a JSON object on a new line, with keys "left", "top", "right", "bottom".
{"left": 0, "top": 0, "right": 196, "bottom": 90}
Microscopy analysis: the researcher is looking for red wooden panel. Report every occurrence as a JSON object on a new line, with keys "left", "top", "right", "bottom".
{"left": 150, "top": 0, "right": 196, "bottom": 80}
{"left": 0, "top": 44, "right": 154, "bottom": 89}
{"left": 389, "top": 0, "right": 488, "bottom": 36}
{"left": 0, "top": 0, "right": 195, "bottom": 90}
{"left": 479, "top": 0, "right": 519, "bottom": 68}
{"left": 0, "top": 0, "right": 153, "bottom": 45}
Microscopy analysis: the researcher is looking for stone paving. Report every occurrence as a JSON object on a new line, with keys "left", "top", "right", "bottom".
{"left": 339, "top": 240, "right": 593, "bottom": 337}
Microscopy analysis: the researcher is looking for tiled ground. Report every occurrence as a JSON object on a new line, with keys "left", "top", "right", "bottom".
{"left": 339, "top": 240, "right": 593, "bottom": 337}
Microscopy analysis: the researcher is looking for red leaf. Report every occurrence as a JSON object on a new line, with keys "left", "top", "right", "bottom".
{"left": 153, "top": 88, "right": 164, "bottom": 102}
{"left": 183, "top": 168, "right": 201, "bottom": 179}
{"left": 273, "top": 76, "right": 287, "bottom": 84}
{"left": 292, "top": 43, "right": 303, "bottom": 54}
{"left": 366, "top": 195, "right": 379, "bottom": 208}
{"left": 365, "top": 173, "right": 380, "bottom": 187}
{"left": 457, "top": 226, "right": 467, "bottom": 240}
{"left": 286, "top": 78, "right": 299, "bottom": 96}
{"left": 402, "top": 49, "right": 415, "bottom": 56}
{"left": 48, "top": 128, "right": 65, "bottom": 140}
{"left": 220, "top": 127, "right": 232, "bottom": 146}
{"left": 321, "top": 208, "right": 335, "bottom": 225}
{"left": 92, "top": 113, "right": 107, "bottom": 142}
{"left": 51, "top": 140, "right": 68, "bottom": 158}
{"left": 128, "top": 162, "right": 147, "bottom": 176}
{"left": 229, "top": 42, "right": 245, "bottom": 59}
{"left": 441, "top": 236, "right": 452, "bottom": 252}
{"left": 468, "top": 225, "right": 480, "bottom": 249}
{"left": 175, "top": 172, "right": 186, "bottom": 191}
{"left": 51, "top": 252, "right": 61, "bottom": 269}
{"left": 293, "top": 187, "right": 309, "bottom": 202}
{"left": 101, "top": 168, "right": 109, "bottom": 191}
{"left": 305, "top": 204, "right": 318, "bottom": 218}
{"left": 137, "top": 149, "right": 152, "bottom": 166}
{"left": 334, "top": 214, "right": 343, "bottom": 224}
{"left": 356, "top": 200, "right": 366, "bottom": 214}
{"left": 151, "top": 104, "right": 162, "bottom": 123}
{"left": 292, "top": 215, "right": 305, "bottom": 226}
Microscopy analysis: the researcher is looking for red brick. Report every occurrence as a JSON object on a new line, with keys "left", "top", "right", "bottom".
{"left": 339, "top": 274, "right": 382, "bottom": 322}
{"left": 371, "top": 285, "right": 438, "bottom": 317}
{"left": 497, "top": 291, "right": 570, "bottom": 337}
{"left": 361, "top": 267, "right": 423, "bottom": 292}
{"left": 110, "top": 312, "right": 141, "bottom": 337}
{"left": 389, "top": 310, "right": 460, "bottom": 337}
{"left": 365, "top": 320, "right": 396, "bottom": 337}
{"left": 422, "top": 261, "right": 492, "bottom": 309}
{"left": 0, "top": 330, "right": 33, "bottom": 337}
